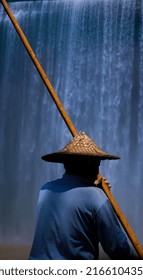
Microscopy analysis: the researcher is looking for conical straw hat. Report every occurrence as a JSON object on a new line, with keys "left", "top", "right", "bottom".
{"left": 41, "top": 131, "right": 120, "bottom": 163}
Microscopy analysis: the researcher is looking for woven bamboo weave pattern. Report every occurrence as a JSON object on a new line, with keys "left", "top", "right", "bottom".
{"left": 42, "top": 131, "right": 120, "bottom": 162}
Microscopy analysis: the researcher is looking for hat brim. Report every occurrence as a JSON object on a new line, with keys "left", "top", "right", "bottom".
{"left": 41, "top": 151, "right": 120, "bottom": 163}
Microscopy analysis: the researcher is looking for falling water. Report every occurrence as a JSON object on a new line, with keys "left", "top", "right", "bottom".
{"left": 0, "top": 0, "right": 143, "bottom": 253}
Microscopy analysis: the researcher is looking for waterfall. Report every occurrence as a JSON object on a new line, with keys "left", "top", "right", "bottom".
{"left": 0, "top": 0, "right": 143, "bottom": 250}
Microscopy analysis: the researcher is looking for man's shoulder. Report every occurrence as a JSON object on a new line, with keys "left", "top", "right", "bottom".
{"left": 41, "top": 179, "right": 60, "bottom": 190}
{"left": 85, "top": 186, "right": 108, "bottom": 204}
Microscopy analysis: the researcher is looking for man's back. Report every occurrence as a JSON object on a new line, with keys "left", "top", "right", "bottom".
{"left": 29, "top": 174, "right": 132, "bottom": 260}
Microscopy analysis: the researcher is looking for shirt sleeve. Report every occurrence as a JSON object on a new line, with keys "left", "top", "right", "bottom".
{"left": 95, "top": 200, "right": 134, "bottom": 259}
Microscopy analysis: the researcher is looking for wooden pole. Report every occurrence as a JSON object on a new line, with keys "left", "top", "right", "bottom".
{"left": 1, "top": 0, "right": 143, "bottom": 259}
{"left": 0, "top": 0, "right": 77, "bottom": 137}
{"left": 101, "top": 179, "right": 143, "bottom": 259}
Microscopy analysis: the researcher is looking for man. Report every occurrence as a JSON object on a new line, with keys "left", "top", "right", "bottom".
{"left": 29, "top": 131, "right": 133, "bottom": 260}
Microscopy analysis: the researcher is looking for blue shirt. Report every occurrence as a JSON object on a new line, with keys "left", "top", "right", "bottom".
{"left": 29, "top": 174, "right": 132, "bottom": 259}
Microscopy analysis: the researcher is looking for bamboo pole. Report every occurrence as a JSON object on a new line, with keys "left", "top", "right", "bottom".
{"left": 0, "top": 0, "right": 77, "bottom": 137}
{"left": 101, "top": 178, "right": 143, "bottom": 259}
{"left": 1, "top": 0, "right": 143, "bottom": 259}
